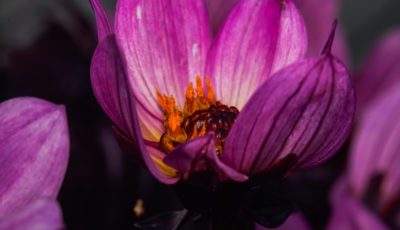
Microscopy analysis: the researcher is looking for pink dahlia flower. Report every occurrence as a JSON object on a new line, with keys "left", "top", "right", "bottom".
{"left": 90, "top": 0, "right": 354, "bottom": 185}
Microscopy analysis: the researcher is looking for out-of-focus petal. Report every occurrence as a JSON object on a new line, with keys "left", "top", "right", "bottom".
{"left": 223, "top": 54, "right": 354, "bottom": 175}
{"left": 164, "top": 133, "right": 248, "bottom": 182}
{"left": 0, "top": 199, "right": 64, "bottom": 230}
{"left": 204, "top": 0, "right": 238, "bottom": 35}
{"left": 89, "top": 0, "right": 112, "bottom": 42}
{"left": 355, "top": 29, "right": 400, "bottom": 113}
{"left": 0, "top": 98, "right": 69, "bottom": 218}
{"left": 115, "top": 0, "right": 211, "bottom": 123}
{"left": 349, "top": 82, "right": 400, "bottom": 210}
{"left": 91, "top": 35, "right": 163, "bottom": 141}
{"left": 206, "top": 0, "right": 307, "bottom": 109}
{"left": 330, "top": 175, "right": 350, "bottom": 205}
{"left": 327, "top": 195, "right": 388, "bottom": 230}
{"left": 382, "top": 143, "right": 400, "bottom": 212}
{"left": 256, "top": 213, "right": 309, "bottom": 230}
{"left": 293, "top": 0, "right": 349, "bottom": 64}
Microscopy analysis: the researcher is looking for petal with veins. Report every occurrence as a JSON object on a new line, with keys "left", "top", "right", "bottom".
{"left": 91, "top": 35, "right": 163, "bottom": 141}
{"left": 115, "top": 0, "right": 211, "bottom": 121}
{"left": 206, "top": 0, "right": 307, "bottom": 109}
{"left": 223, "top": 54, "right": 354, "bottom": 175}
{"left": 0, "top": 98, "right": 69, "bottom": 218}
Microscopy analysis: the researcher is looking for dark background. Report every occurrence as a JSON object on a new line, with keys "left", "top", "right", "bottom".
{"left": 1, "top": 0, "right": 400, "bottom": 229}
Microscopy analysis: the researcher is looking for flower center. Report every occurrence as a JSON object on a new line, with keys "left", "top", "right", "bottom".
{"left": 156, "top": 76, "right": 239, "bottom": 154}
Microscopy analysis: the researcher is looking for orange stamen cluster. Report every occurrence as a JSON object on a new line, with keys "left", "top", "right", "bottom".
{"left": 184, "top": 76, "right": 216, "bottom": 116}
{"left": 157, "top": 76, "right": 237, "bottom": 154}
{"left": 156, "top": 90, "right": 187, "bottom": 152}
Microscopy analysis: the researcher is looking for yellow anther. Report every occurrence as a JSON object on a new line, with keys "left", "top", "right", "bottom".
{"left": 186, "top": 82, "right": 194, "bottom": 101}
{"left": 168, "top": 112, "right": 181, "bottom": 133}
{"left": 166, "top": 96, "right": 176, "bottom": 114}
{"left": 184, "top": 82, "right": 195, "bottom": 115}
{"left": 156, "top": 89, "right": 168, "bottom": 112}
{"left": 196, "top": 75, "right": 204, "bottom": 98}
{"left": 199, "top": 125, "right": 206, "bottom": 137}
{"left": 205, "top": 76, "right": 216, "bottom": 104}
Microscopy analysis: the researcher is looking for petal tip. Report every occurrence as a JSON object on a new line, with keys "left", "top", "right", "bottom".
{"left": 322, "top": 20, "right": 338, "bottom": 55}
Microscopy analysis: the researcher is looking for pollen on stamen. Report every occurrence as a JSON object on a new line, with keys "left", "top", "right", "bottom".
{"left": 156, "top": 76, "right": 239, "bottom": 154}
{"left": 184, "top": 82, "right": 195, "bottom": 115}
{"left": 205, "top": 76, "right": 216, "bottom": 104}
{"left": 196, "top": 76, "right": 205, "bottom": 99}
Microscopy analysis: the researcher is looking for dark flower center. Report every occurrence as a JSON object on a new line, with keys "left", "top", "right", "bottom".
{"left": 182, "top": 102, "right": 239, "bottom": 154}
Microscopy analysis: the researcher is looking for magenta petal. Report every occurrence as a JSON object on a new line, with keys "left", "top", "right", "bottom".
{"left": 204, "top": 0, "right": 238, "bottom": 35}
{"left": 206, "top": 0, "right": 307, "bottom": 109}
{"left": 164, "top": 133, "right": 248, "bottom": 182}
{"left": 349, "top": 82, "right": 400, "bottom": 209}
{"left": 119, "top": 97, "right": 179, "bottom": 184}
{"left": 256, "top": 213, "right": 309, "bottom": 230}
{"left": 91, "top": 37, "right": 178, "bottom": 184}
{"left": 0, "top": 199, "right": 64, "bottom": 230}
{"left": 330, "top": 176, "right": 350, "bottom": 205}
{"left": 293, "top": 0, "right": 349, "bottom": 63}
{"left": 91, "top": 35, "right": 133, "bottom": 137}
{"left": 0, "top": 98, "right": 69, "bottom": 218}
{"left": 91, "top": 35, "right": 163, "bottom": 141}
{"left": 223, "top": 55, "right": 354, "bottom": 175}
{"left": 115, "top": 0, "right": 211, "bottom": 117}
{"left": 327, "top": 195, "right": 388, "bottom": 230}
{"left": 90, "top": 0, "right": 113, "bottom": 42}
{"left": 163, "top": 134, "right": 212, "bottom": 173}
{"left": 355, "top": 29, "right": 400, "bottom": 113}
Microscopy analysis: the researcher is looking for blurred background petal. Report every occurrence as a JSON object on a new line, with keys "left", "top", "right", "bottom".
{"left": 0, "top": 97, "right": 68, "bottom": 218}
{"left": 0, "top": 199, "right": 64, "bottom": 230}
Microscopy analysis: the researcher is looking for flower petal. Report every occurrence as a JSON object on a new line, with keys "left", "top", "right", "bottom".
{"left": 164, "top": 133, "right": 248, "bottom": 182}
{"left": 115, "top": 0, "right": 211, "bottom": 118}
{"left": 112, "top": 92, "right": 180, "bottom": 184}
{"left": 327, "top": 194, "right": 389, "bottom": 230}
{"left": 256, "top": 213, "right": 309, "bottom": 230}
{"left": 206, "top": 0, "right": 307, "bottom": 109}
{"left": 89, "top": 0, "right": 113, "bottom": 42}
{"left": 223, "top": 55, "right": 354, "bottom": 175}
{"left": 91, "top": 40, "right": 179, "bottom": 184}
{"left": 355, "top": 29, "right": 400, "bottom": 113}
{"left": 293, "top": 0, "right": 349, "bottom": 63}
{"left": 0, "top": 199, "right": 64, "bottom": 230}
{"left": 91, "top": 35, "right": 163, "bottom": 141}
{"left": 204, "top": 0, "right": 238, "bottom": 35}
{"left": 349, "top": 82, "right": 400, "bottom": 210}
{"left": 0, "top": 97, "right": 69, "bottom": 218}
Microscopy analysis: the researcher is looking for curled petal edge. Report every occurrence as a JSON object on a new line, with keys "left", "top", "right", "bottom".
{"left": 90, "top": 0, "right": 113, "bottom": 42}
{"left": 164, "top": 133, "right": 248, "bottom": 182}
